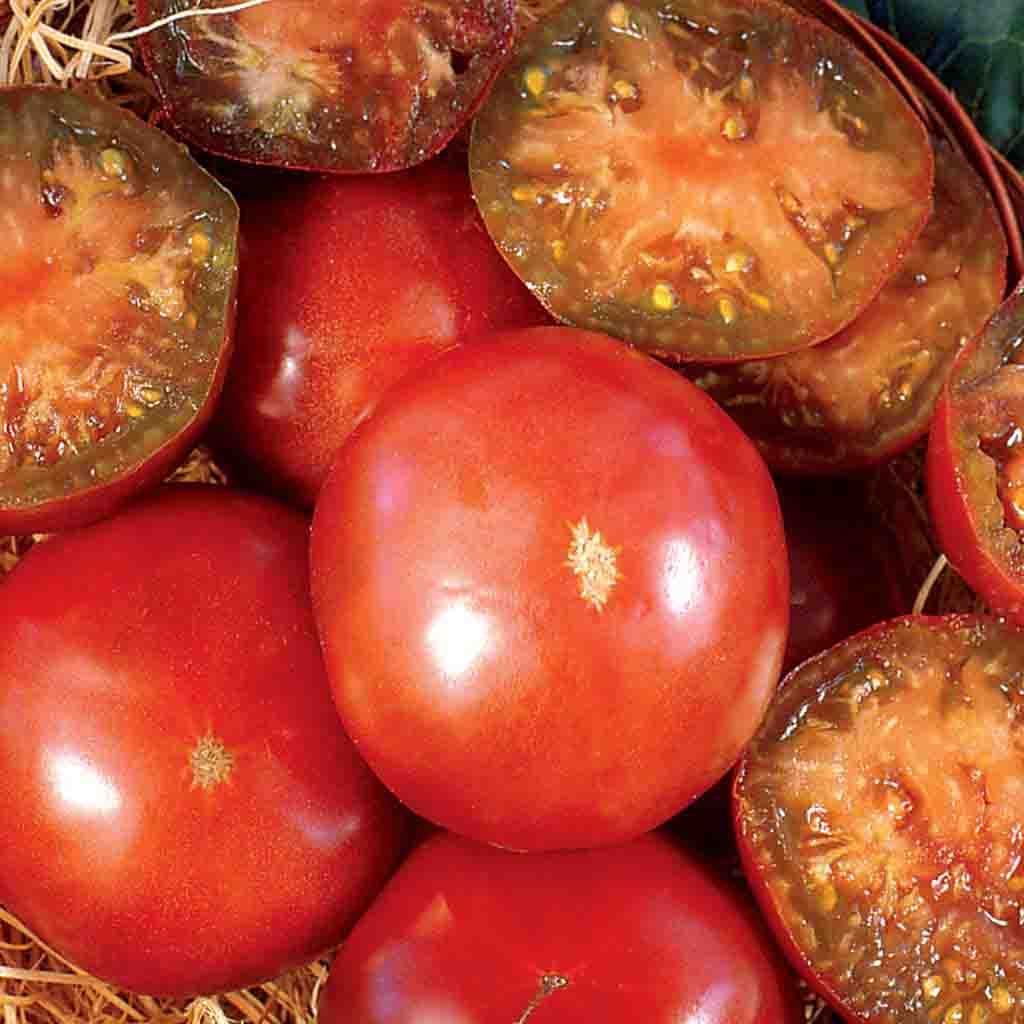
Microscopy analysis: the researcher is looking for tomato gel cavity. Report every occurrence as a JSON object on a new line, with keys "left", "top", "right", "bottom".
{"left": 0, "top": 87, "right": 237, "bottom": 533}
{"left": 138, "top": 0, "right": 517, "bottom": 172}
{"left": 689, "top": 138, "right": 1007, "bottom": 474}
{"left": 735, "top": 615, "right": 1024, "bottom": 1024}
{"left": 311, "top": 326, "right": 789, "bottom": 852}
{"left": 470, "top": 0, "right": 933, "bottom": 362}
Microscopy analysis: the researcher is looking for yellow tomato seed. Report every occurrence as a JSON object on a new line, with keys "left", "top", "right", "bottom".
{"left": 523, "top": 66, "right": 547, "bottom": 98}
{"left": 991, "top": 988, "right": 1014, "bottom": 1014}
{"left": 748, "top": 292, "right": 772, "bottom": 313}
{"left": 717, "top": 296, "right": 738, "bottom": 324}
{"left": 724, "top": 251, "right": 749, "bottom": 274}
{"left": 551, "top": 239, "right": 568, "bottom": 262}
{"left": 613, "top": 79, "right": 638, "bottom": 100}
{"left": 651, "top": 283, "right": 676, "bottom": 311}
{"left": 100, "top": 147, "right": 130, "bottom": 179}
{"left": 922, "top": 976, "right": 944, "bottom": 1001}
{"left": 824, "top": 242, "right": 841, "bottom": 266}
{"left": 607, "top": 2, "right": 629, "bottom": 28}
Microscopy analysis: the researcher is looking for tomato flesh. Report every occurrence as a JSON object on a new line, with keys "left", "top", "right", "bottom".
{"left": 318, "top": 831, "right": 802, "bottom": 1024}
{"left": 469, "top": 0, "right": 933, "bottom": 361}
{"left": 927, "top": 283, "right": 1024, "bottom": 622}
{"left": 0, "top": 486, "right": 410, "bottom": 997}
{"left": 138, "top": 0, "right": 516, "bottom": 172}
{"left": 736, "top": 615, "right": 1024, "bottom": 1024}
{"left": 0, "top": 87, "right": 237, "bottom": 533}
{"left": 690, "top": 137, "right": 1007, "bottom": 472}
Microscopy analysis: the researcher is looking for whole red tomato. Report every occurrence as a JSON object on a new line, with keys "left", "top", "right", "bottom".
{"left": 318, "top": 829, "right": 803, "bottom": 1023}
{"left": 0, "top": 486, "right": 411, "bottom": 998}
{"left": 311, "top": 326, "right": 789, "bottom": 851}
{"left": 211, "top": 153, "right": 549, "bottom": 508}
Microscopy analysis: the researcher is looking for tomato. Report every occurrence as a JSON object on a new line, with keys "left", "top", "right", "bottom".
{"left": 0, "top": 87, "right": 238, "bottom": 535}
{"left": 137, "top": 0, "right": 516, "bottom": 173}
{"left": 469, "top": 0, "right": 933, "bottom": 362}
{"left": 688, "top": 137, "right": 1007, "bottom": 472}
{"left": 310, "top": 326, "right": 789, "bottom": 851}
{"left": 735, "top": 614, "right": 1024, "bottom": 1024}
{"left": 927, "top": 282, "right": 1024, "bottom": 623}
{"left": 779, "top": 478, "right": 910, "bottom": 671}
{"left": 0, "top": 486, "right": 411, "bottom": 998}
{"left": 211, "top": 153, "right": 550, "bottom": 509}
{"left": 318, "top": 830, "right": 803, "bottom": 1023}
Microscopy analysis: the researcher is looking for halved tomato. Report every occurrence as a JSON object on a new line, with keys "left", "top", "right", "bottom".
{"left": 927, "top": 281, "right": 1024, "bottom": 622}
{"left": 735, "top": 614, "right": 1024, "bottom": 1024}
{"left": 137, "top": 0, "right": 517, "bottom": 173}
{"left": 0, "top": 86, "right": 238, "bottom": 534}
{"left": 689, "top": 137, "right": 1007, "bottom": 472}
{"left": 469, "top": 0, "right": 933, "bottom": 361}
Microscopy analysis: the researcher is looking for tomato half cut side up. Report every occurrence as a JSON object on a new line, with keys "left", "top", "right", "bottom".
{"left": 734, "top": 614, "right": 1024, "bottom": 1024}
{"left": 687, "top": 137, "right": 1007, "bottom": 473}
{"left": 0, "top": 87, "right": 238, "bottom": 534}
{"left": 927, "top": 280, "right": 1024, "bottom": 623}
{"left": 136, "top": 0, "right": 517, "bottom": 173}
{"left": 470, "top": 0, "right": 934, "bottom": 362}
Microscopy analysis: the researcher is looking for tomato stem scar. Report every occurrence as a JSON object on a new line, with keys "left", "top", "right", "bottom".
{"left": 514, "top": 972, "right": 569, "bottom": 1023}
{"left": 190, "top": 732, "right": 235, "bottom": 790}
{"left": 565, "top": 517, "right": 621, "bottom": 611}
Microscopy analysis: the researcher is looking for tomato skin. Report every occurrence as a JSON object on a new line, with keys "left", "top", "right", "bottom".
{"left": 211, "top": 155, "right": 550, "bottom": 508}
{"left": 318, "top": 830, "right": 803, "bottom": 1024}
{"left": 0, "top": 486, "right": 411, "bottom": 998}
{"left": 310, "top": 326, "right": 789, "bottom": 851}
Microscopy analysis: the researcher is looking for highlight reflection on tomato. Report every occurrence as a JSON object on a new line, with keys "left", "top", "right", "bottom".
{"left": 311, "top": 326, "right": 789, "bottom": 851}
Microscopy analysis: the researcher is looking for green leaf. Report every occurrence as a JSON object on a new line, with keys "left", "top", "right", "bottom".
{"left": 838, "top": 0, "right": 1024, "bottom": 167}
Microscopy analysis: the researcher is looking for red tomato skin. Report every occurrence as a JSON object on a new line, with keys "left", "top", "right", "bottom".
{"left": 311, "top": 326, "right": 789, "bottom": 851}
{"left": 211, "top": 155, "right": 550, "bottom": 508}
{"left": 0, "top": 486, "right": 411, "bottom": 997}
{"left": 318, "top": 830, "right": 803, "bottom": 1024}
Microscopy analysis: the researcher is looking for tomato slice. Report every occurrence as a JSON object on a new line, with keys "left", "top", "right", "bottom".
{"left": 137, "top": 0, "right": 517, "bottom": 173}
{"left": 927, "top": 282, "right": 1024, "bottom": 622}
{"left": 735, "top": 614, "right": 1024, "bottom": 1024}
{"left": 0, "top": 86, "right": 237, "bottom": 534}
{"left": 469, "top": 0, "right": 933, "bottom": 361}
{"left": 688, "top": 138, "right": 1007, "bottom": 472}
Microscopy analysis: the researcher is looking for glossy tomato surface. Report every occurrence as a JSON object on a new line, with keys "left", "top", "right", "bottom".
{"left": 319, "top": 830, "right": 803, "bottom": 1023}
{"left": 212, "top": 154, "right": 550, "bottom": 508}
{"left": 689, "top": 137, "right": 1007, "bottom": 472}
{"left": 311, "top": 326, "right": 789, "bottom": 851}
{"left": 927, "top": 282, "right": 1024, "bottom": 622}
{"left": 0, "top": 486, "right": 410, "bottom": 998}
{"left": 0, "top": 87, "right": 238, "bottom": 534}
{"left": 470, "top": 0, "right": 933, "bottom": 361}
{"left": 735, "top": 614, "right": 1024, "bottom": 1024}
{"left": 138, "top": 0, "right": 516, "bottom": 173}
